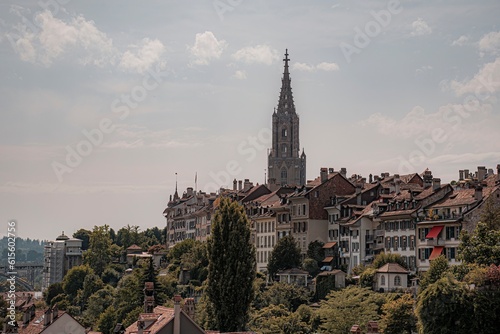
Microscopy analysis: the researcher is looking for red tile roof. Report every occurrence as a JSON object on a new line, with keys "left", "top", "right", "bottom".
{"left": 376, "top": 263, "right": 409, "bottom": 274}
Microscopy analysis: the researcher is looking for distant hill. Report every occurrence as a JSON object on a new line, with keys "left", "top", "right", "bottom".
{"left": 0, "top": 237, "right": 45, "bottom": 262}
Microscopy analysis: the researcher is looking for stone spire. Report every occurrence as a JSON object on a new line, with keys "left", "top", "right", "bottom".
{"left": 277, "top": 49, "right": 296, "bottom": 115}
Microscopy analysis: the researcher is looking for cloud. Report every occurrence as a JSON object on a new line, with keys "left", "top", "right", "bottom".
{"left": 233, "top": 70, "right": 247, "bottom": 79}
{"left": 411, "top": 18, "right": 432, "bottom": 36}
{"left": 188, "top": 31, "right": 227, "bottom": 65}
{"left": 0, "top": 181, "right": 167, "bottom": 194}
{"left": 293, "top": 62, "right": 339, "bottom": 72}
{"left": 448, "top": 57, "right": 500, "bottom": 97}
{"left": 452, "top": 35, "right": 469, "bottom": 46}
{"left": 478, "top": 31, "right": 500, "bottom": 56}
{"left": 119, "top": 38, "right": 166, "bottom": 73}
{"left": 232, "top": 45, "right": 279, "bottom": 65}
{"left": 415, "top": 65, "right": 432, "bottom": 75}
{"left": 7, "top": 10, "right": 117, "bottom": 66}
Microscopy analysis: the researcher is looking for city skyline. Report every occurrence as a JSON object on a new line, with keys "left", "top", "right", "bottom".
{"left": 1, "top": 1, "right": 500, "bottom": 240}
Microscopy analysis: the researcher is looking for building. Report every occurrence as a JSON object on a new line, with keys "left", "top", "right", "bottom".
{"left": 375, "top": 263, "right": 409, "bottom": 292}
{"left": 42, "top": 232, "right": 82, "bottom": 291}
{"left": 267, "top": 50, "right": 306, "bottom": 190}
{"left": 8, "top": 305, "right": 87, "bottom": 334}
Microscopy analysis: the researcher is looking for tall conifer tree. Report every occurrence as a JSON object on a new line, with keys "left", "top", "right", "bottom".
{"left": 206, "top": 197, "right": 256, "bottom": 332}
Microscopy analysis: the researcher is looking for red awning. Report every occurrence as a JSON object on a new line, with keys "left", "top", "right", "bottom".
{"left": 322, "top": 256, "right": 334, "bottom": 263}
{"left": 426, "top": 225, "right": 444, "bottom": 239}
{"left": 429, "top": 246, "right": 444, "bottom": 260}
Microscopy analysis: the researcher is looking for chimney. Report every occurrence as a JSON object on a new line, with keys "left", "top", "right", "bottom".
{"left": 51, "top": 304, "right": 58, "bottom": 321}
{"left": 243, "top": 179, "right": 252, "bottom": 191}
{"left": 477, "top": 166, "right": 487, "bottom": 181}
{"left": 173, "top": 295, "right": 182, "bottom": 334}
{"left": 464, "top": 169, "right": 470, "bottom": 179}
{"left": 475, "top": 186, "right": 483, "bottom": 202}
{"left": 233, "top": 178, "right": 237, "bottom": 191}
{"left": 328, "top": 168, "right": 334, "bottom": 174}
{"left": 238, "top": 180, "right": 242, "bottom": 191}
{"left": 423, "top": 171, "right": 433, "bottom": 188}
{"left": 369, "top": 174, "right": 373, "bottom": 183}
{"left": 43, "top": 308, "right": 52, "bottom": 326}
{"left": 395, "top": 180, "right": 401, "bottom": 194}
{"left": 320, "top": 168, "right": 328, "bottom": 183}
{"left": 356, "top": 184, "right": 362, "bottom": 205}
{"left": 137, "top": 321, "right": 144, "bottom": 334}
{"left": 186, "top": 187, "right": 193, "bottom": 197}
{"left": 459, "top": 170, "right": 464, "bottom": 181}
{"left": 340, "top": 167, "right": 347, "bottom": 178}
{"left": 374, "top": 175, "right": 379, "bottom": 182}
{"left": 432, "top": 178, "right": 441, "bottom": 191}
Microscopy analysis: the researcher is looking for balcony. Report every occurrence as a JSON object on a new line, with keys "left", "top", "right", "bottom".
{"left": 375, "top": 230, "right": 385, "bottom": 237}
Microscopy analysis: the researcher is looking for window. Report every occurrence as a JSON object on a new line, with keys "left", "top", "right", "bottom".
{"left": 381, "top": 275, "right": 386, "bottom": 286}
{"left": 281, "top": 144, "right": 287, "bottom": 157}
{"left": 446, "top": 226, "right": 455, "bottom": 240}
{"left": 302, "top": 204, "right": 306, "bottom": 216}
{"left": 281, "top": 168, "right": 288, "bottom": 185}
{"left": 282, "top": 128, "right": 287, "bottom": 137}
{"left": 446, "top": 247, "right": 456, "bottom": 260}
{"left": 401, "top": 236, "right": 407, "bottom": 250}
{"left": 410, "top": 235, "right": 415, "bottom": 250}
{"left": 394, "top": 275, "right": 401, "bottom": 286}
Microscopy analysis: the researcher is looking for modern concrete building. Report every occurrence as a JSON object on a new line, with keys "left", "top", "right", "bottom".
{"left": 42, "top": 232, "right": 82, "bottom": 291}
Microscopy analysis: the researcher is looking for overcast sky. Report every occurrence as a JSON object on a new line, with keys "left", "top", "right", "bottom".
{"left": 1, "top": 0, "right": 500, "bottom": 240}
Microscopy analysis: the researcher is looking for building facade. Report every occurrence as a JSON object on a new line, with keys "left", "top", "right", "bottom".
{"left": 42, "top": 232, "right": 82, "bottom": 291}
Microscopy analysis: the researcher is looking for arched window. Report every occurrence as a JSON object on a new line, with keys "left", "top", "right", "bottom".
{"left": 394, "top": 275, "right": 401, "bottom": 286}
{"left": 282, "top": 128, "right": 288, "bottom": 137}
{"left": 281, "top": 168, "right": 287, "bottom": 185}
{"left": 381, "top": 275, "right": 386, "bottom": 286}
{"left": 281, "top": 144, "right": 287, "bottom": 157}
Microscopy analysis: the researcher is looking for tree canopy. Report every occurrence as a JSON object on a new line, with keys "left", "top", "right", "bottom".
{"left": 206, "top": 197, "right": 256, "bottom": 332}
{"left": 267, "top": 235, "right": 302, "bottom": 279}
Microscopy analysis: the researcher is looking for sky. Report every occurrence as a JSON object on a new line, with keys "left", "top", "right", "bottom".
{"left": 1, "top": 0, "right": 500, "bottom": 240}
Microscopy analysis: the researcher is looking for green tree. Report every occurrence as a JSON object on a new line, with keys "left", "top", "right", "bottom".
{"left": 306, "top": 240, "right": 325, "bottom": 265}
{"left": 359, "top": 267, "right": 377, "bottom": 288}
{"left": 44, "top": 282, "right": 64, "bottom": 305}
{"left": 267, "top": 235, "right": 302, "bottom": 280}
{"left": 249, "top": 304, "right": 311, "bottom": 334}
{"left": 62, "top": 265, "right": 94, "bottom": 300}
{"left": 416, "top": 274, "right": 473, "bottom": 334}
{"left": 73, "top": 229, "right": 91, "bottom": 250}
{"left": 167, "top": 238, "right": 196, "bottom": 262}
{"left": 373, "top": 252, "right": 408, "bottom": 269}
{"left": 459, "top": 222, "right": 500, "bottom": 266}
{"left": 97, "top": 305, "right": 117, "bottom": 334}
{"left": 206, "top": 197, "right": 256, "bottom": 332}
{"left": 302, "top": 257, "right": 320, "bottom": 277}
{"left": 84, "top": 225, "right": 112, "bottom": 276}
{"left": 318, "top": 286, "right": 386, "bottom": 333}
{"left": 82, "top": 286, "right": 115, "bottom": 328}
{"left": 79, "top": 272, "right": 104, "bottom": 309}
{"left": 261, "top": 282, "right": 311, "bottom": 312}
{"left": 379, "top": 293, "right": 417, "bottom": 334}
{"left": 420, "top": 255, "right": 449, "bottom": 291}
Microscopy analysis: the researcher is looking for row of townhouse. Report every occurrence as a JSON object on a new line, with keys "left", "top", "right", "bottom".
{"left": 163, "top": 165, "right": 500, "bottom": 275}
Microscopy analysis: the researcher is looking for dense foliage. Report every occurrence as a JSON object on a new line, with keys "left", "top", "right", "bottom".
{"left": 206, "top": 197, "right": 256, "bottom": 332}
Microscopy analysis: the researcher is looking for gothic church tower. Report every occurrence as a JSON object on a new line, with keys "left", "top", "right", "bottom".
{"left": 267, "top": 50, "right": 306, "bottom": 190}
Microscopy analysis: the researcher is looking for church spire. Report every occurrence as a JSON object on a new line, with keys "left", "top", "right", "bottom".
{"left": 173, "top": 172, "right": 179, "bottom": 201}
{"left": 277, "top": 49, "right": 295, "bottom": 114}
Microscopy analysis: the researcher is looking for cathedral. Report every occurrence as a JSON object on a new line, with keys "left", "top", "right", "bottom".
{"left": 267, "top": 50, "right": 307, "bottom": 190}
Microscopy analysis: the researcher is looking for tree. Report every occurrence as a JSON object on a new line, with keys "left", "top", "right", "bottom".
{"left": 44, "top": 282, "right": 64, "bottom": 305}
{"left": 318, "top": 286, "right": 387, "bottom": 333}
{"left": 261, "top": 282, "right": 311, "bottom": 312}
{"left": 459, "top": 222, "right": 500, "bottom": 266}
{"left": 84, "top": 225, "right": 112, "bottom": 276}
{"left": 206, "top": 197, "right": 256, "bottom": 332}
{"left": 419, "top": 255, "right": 449, "bottom": 291}
{"left": 306, "top": 240, "right": 325, "bottom": 265}
{"left": 73, "top": 229, "right": 91, "bottom": 250}
{"left": 372, "top": 252, "right": 408, "bottom": 269}
{"left": 416, "top": 274, "right": 474, "bottom": 334}
{"left": 62, "top": 265, "right": 93, "bottom": 300}
{"left": 97, "top": 305, "right": 117, "bottom": 334}
{"left": 267, "top": 235, "right": 302, "bottom": 280}
{"left": 302, "top": 257, "right": 320, "bottom": 277}
{"left": 379, "top": 294, "right": 417, "bottom": 334}
{"left": 359, "top": 267, "right": 377, "bottom": 288}
{"left": 167, "top": 238, "right": 196, "bottom": 262}
{"left": 82, "top": 286, "right": 115, "bottom": 328}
